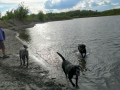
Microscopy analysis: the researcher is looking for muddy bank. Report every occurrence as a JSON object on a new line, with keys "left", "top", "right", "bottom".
{"left": 0, "top": 28, "right": 67, "bottom": 90}
{"left": 1, "top": 19, "right": 39, "bottom": 31}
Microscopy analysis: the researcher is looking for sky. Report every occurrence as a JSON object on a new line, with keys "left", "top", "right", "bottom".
{"left": 0, "top": 0, "right": 120, "bottom": 16}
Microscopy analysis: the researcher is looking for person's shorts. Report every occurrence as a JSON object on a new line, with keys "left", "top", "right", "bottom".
{"left": 0, "top": 42, "right": 5, "bottom": 49}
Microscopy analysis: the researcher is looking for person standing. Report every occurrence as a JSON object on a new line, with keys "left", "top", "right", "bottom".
{"left": 0, "top": 21, "right": 9, "bottom": 58}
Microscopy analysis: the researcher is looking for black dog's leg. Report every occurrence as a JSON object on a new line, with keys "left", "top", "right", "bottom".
{"left": 26, "top": 55, "right": 28, "bottom": 67}
{"left": 76, "top": 76, "right": 79, "bottom": 88}
{"left": 19, "top": 51, "right": 22, "bottom": 66}
{"left": 80, "top": 50, "right": 86, "bottom": 58}
{"left": 22, "top": 56, "right": 25, "bottom": 66}
{"left": 83, "top": 49, "right": 86, "bottom": 58}
{"left": 63, "top": 68, "right": 67, "bottom": 78}
{"left": 62, "top": 65, "right": 68, "bottom": 78}
{"left": 80, "top": 51, "right": 84, "bottom": 58}
{"left": 20, "top": 55, "right": 22, "bottom": 66}
{"left": 68, "top": 75, "right": 75, "bottom": 87}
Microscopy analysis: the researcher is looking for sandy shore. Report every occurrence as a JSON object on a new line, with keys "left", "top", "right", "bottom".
{"left": 0, "top": 26, "right": 68, "bottom": 90}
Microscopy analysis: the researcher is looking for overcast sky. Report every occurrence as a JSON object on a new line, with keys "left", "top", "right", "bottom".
{"left": 0, "top": 0, "right": 120, "bottom": 16}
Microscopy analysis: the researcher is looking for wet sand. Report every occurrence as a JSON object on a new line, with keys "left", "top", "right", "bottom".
{"left": 0, "top": 27, "right": 67, "bottom": 90}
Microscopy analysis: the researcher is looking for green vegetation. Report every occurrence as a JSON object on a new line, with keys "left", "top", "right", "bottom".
{"left": 44, "top": 9, "right": 120, "bottom": 22}
{"left": 1, "top": 3, "right": 120, "bottom": 22}
{"left": 2, "top": 3, "right": 29, "bottom": 21}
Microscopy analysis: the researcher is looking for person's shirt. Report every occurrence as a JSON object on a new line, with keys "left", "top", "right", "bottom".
{"left": 0, "top": 28, "right": 5, "bottom": 42}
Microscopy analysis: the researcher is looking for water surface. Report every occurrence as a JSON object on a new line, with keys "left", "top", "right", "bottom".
{"left": 19, "top": 15, "right": 120, "bottom": 90}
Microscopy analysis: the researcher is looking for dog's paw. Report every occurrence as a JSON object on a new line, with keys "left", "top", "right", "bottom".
{"left": 72, "top": 84, "right": 75, "bottom": 87}
{"left": 76, "top": 85, "right": 79, "bottom": 89}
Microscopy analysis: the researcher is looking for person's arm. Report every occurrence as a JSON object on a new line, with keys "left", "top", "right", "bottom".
{"left": 2, "top": 30, "right": 5, "bottom": 40}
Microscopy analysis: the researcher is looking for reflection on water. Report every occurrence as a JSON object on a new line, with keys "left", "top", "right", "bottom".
{"left": 19, "top": 15, "right": 120, "bottom": 90}
{"left": 78, "top": 56, "right": 87, "bottom": 72}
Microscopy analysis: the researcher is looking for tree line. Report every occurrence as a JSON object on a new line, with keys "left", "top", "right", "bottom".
{"left": 1, "top": 3, "right": 120, "bottom": 22}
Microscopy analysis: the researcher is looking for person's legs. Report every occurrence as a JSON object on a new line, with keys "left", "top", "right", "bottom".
{"left": 2, "top": 49, "right": 9, "bottom": 58}
{"left": 2, "top": 49, "right": 5, "bottom": 56}
{"left": 0, "top": 42, "right": 9, "bottom": 58}
{"left": 0, "top": 42, "right": 3, "bottom": 57}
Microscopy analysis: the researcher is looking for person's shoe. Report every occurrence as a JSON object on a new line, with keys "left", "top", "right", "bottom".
{"left": 3, "top": 55, "right": 9, "bottom": 58}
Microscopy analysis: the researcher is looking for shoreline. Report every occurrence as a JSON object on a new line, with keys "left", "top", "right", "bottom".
{"left": 0, "top": 22, "right": 67, "bottom": 89}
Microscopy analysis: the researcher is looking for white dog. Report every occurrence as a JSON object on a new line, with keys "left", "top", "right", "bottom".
{"left": 19, "top": 45, "right": 29, "bottom": 67}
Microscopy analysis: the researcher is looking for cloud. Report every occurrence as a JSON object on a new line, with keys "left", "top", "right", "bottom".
{"left": 0, "top": 0, "right": 120, "bottom": 16}
{"left": 114, "top": 6, "right": 120, "bottom": 9}
{"left": 43, "top": 0, "right": 120, "bottom": 13}
{"left": 111, "top": 3, "right": 119, "bottom": 6}
{"left": 26, "top": 3, "right": 46, "bottom": 14}
{"left": 82, "top": 0, "right": 111, "bottom": 8}
{"left": 44, "top": 0, "right": 118, "bottom": 12}
{"left": 0, "top": 3, "right": 18, "bottom": 14}
{"left": 45, "top": 0, "right": 81, "bottom": 9}
{"left": 0, "top": 0, "right": 48, "bottom": 16}
{"left": 0, "top": 0, "right": 45, "bottom": 3}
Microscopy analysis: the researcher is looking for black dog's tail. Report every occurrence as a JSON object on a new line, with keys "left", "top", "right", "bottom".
{"left": 56, "top": 52, "right": 65, "bottom": 61}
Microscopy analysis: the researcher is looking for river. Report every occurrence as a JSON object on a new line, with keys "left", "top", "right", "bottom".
{"left": 19, "top": 15, "right": 120, "bottom": 90}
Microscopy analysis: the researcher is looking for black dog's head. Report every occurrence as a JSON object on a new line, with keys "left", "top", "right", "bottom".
{"left": 78, "top": 44, "right": 86, "bottom": 50}
{"left": 78, "top": 44, "right": 86, "bottom": 58}
{"left": 72, "top": 65, "right": 81, "bottom": 76}
{"left": 23, "top": 45, "right": 28, "bottom": 49}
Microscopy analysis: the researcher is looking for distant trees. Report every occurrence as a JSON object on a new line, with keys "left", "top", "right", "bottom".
{"left": 2, "top": 2, "right": 29, "bottom": 20}
{"left": 38, "top": 11, "right": 45, "bottom": 21}
{"left": 27, "top": 14, "right": 38, "bottom": 21}
{"left": 1, "top": 2, "right": 120, "bottom": 22}
{"left": 44, "top": 9, "right": 120, "bottom": 21}
{"left": 0, "top": 12, "right": 1, "bottom": 19}
{"left": 44, "top": 10, "right": 100, "bottom": 21}
{"left": 45, "top": 12, "right": 71, "bottom": 21}
{"left": 14, "top": 3, "right": 29, "bottom": 19}
{"left": 101, "top": 9, "right": 120, "bottom": 16}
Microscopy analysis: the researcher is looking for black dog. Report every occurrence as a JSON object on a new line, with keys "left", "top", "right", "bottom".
{"left": 78, "top": 44, "right": 86, "bottom": 58}
{"left": 19, "top": 45, "right": 29, "bottom": 67}
{"left": 57, "top": 52, "right": 81, "bottom": 88}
